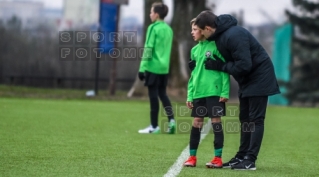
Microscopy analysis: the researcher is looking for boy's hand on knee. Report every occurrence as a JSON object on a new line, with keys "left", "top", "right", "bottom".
{"left": 219, "top": 97, "right": 228, "bottom": 102}
{"left": 186, "top": 101, "right": 193, "bottom": 109}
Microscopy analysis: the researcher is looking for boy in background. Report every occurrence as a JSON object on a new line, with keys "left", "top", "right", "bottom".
{"left": 138, "top": 2, "right": 175, "bottom": 134}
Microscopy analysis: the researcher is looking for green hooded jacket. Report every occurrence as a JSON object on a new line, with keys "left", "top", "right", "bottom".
{"left": 187, "top": 40, "right": 230, "bottom": 101}
{"left": 139, "top": 20, "right": 173, "bottom": 74}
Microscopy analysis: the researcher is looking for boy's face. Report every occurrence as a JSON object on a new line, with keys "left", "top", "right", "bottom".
{"left": 150, "top": 7, "right": 159, "bottom": 22}
{"left": 191, "top": 24, "right": 204, "bottom": 42}
{"left": 201, "top": 26, "right": 216, "bottom": 39}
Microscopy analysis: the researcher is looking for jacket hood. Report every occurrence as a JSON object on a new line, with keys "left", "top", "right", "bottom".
{"left": 208, "top": 15, "right": 238, "bottom": 41}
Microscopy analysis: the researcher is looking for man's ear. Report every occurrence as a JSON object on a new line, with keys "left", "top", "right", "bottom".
{"left": 206, "top": 26, "right": 213, "bottom": 31}
{"left": 202, "top": 26, "right": 208, "bottom": 31}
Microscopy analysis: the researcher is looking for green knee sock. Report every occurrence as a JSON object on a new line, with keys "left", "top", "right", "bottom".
{"left": 215, "top": 148, "right": 222, "bottom": 157}
{"left": 190, "top": 149, "right": 197, "bottom": 156}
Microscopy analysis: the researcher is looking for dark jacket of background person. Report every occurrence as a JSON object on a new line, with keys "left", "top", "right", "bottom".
{"left": 208, "top": 15, "right": 280, "bottom": 97}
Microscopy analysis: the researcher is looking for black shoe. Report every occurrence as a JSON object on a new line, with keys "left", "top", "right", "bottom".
{"left": 222, "top": 157, "right": 243, "bottom": 168}
{"left": 231, "top": 159, "right": 256, "bottom": 170}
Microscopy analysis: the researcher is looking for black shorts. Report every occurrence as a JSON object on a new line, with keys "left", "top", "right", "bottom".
{"left": 144, "top": 71, "right": 168, "bottom": 87}
{"left": 191, "top": 96, "right": 226, "bottom": 118}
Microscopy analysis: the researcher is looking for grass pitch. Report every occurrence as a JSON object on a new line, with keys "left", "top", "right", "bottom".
{"left": 0, "top": 97, "right": 318, "bottom": 177}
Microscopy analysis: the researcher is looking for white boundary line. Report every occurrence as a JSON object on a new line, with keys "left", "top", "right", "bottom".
{"left": 163, "top": 120, "right": 211, "bottom": 177}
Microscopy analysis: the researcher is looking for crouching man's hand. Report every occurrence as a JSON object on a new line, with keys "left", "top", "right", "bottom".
{"left": 204, "top": 54, "right": 226, "bottom": 71}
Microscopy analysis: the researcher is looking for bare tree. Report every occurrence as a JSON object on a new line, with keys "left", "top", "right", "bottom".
{"left": 169, "top": 0, "right": 208, "bottom": 88}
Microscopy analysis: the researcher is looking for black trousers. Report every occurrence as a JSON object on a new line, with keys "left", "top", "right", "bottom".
{"left": 146, "top": 72, "right": 174, "bottom": 128}
{"left": 236, "top": 96, "right": 268, "bottom": 162}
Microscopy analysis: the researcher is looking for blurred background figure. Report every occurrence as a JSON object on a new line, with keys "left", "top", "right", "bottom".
{"left": 0, "top": 0, "right": 318, "bottom": 107}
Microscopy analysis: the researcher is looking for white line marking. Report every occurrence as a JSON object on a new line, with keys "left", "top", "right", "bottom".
{"left": 163, "top": 120, "right": 211, "bottom": 177}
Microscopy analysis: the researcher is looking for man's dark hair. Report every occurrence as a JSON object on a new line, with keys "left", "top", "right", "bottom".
{"left": 152, "top": 2, "right": 169, "bottom": 19}
{"left": 195, "top": 10, "right": 217, "bottom": 29}
{"left": 190, "top": 18, "right": 196, "bottom": 26}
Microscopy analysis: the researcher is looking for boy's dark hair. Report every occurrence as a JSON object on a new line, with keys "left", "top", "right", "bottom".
{"left": 195, "top": 10, "right": 217, "bottom": 29}
{"left": 152, "top": 2, "right": 169, "bottom": 19}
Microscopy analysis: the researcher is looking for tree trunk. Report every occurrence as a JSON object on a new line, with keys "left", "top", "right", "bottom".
{"left": 169, "top": 0, "right": 207, "bottom": 88}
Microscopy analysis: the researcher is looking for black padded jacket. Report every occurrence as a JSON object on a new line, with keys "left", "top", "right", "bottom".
{"left": 208, "top": 15, "right": 280, "bottom": 97}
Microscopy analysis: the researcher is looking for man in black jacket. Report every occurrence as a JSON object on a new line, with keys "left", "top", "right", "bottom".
{"left": 193, "top": 11, "right": 280, "bottom": 170}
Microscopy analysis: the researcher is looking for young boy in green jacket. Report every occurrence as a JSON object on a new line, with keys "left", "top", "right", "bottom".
{"left": 184, "top": 19, "right": 230, "bottom": 168}
{"left": 137, "top": 2, "right": 175, "bottom": 134}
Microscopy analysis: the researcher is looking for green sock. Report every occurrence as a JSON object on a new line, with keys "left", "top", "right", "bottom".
{"left": 190, "top": 149, "right": 197, "bottom": 156}
{"left": 215, "top": 148, "right": 222, "bottom": 157}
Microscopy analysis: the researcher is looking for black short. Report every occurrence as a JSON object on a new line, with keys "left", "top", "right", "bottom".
{"left": 191, "top": 96, "right": 226, "bottom": 118}
{"left": 144, "top": 71, "right": 168, "bottom": 87}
